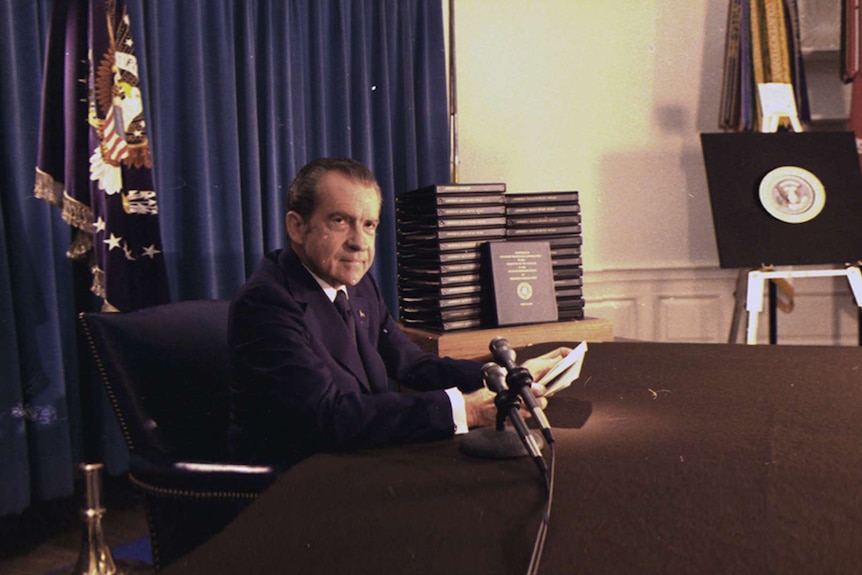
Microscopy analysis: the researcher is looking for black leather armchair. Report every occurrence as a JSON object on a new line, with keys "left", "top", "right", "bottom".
{"left": 78, "top": 300, "right": 280, "bottom": 571}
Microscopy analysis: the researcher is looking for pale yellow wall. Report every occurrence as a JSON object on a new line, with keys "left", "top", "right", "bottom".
{"left": 447, "top": 1, "right": 732, "bottom": 271}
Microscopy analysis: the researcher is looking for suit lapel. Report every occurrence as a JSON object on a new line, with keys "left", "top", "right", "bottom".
{"left": 350, "top": 290, "right": 388, "bottom": 393}
{"left": 282, "top": 251, "right": 373, "bottom": 393}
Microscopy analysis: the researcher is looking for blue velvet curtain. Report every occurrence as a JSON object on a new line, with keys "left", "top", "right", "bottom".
{"left": 0, "top": 0, "right": 82, "bottom": 517}
{"left": 130, "top": 0, "right": 449, "bottom": 301}
{"left": 0, "top": 0, "right": 449, "bottom": 516}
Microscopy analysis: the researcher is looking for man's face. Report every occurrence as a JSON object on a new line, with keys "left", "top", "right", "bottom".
{"left": 287, "top": 172, "right": 381, "bottom": 288}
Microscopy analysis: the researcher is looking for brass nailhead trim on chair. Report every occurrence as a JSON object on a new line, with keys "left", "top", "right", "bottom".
{"left": 78, "top": 313, "right": 136, "bottom": 450}
{"left": 128, "top": 473, "right": 262, "bottom": 501}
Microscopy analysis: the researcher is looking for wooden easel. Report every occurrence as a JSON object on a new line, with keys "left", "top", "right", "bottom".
{"left": 730, "top": 265, "right": 862, "bottom": 344}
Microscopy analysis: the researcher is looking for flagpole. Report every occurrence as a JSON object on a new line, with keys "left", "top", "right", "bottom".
{"left": 449, "top": 0, "right": 459, "bottom": 184}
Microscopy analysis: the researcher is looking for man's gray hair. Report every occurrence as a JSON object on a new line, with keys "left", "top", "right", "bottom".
{"left": 287, "top": 158, "right": 381, "bottom": 220}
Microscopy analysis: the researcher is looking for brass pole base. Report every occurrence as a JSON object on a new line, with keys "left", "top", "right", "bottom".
{"left": 63, "top": 463, "right": 153, "bottom": 575}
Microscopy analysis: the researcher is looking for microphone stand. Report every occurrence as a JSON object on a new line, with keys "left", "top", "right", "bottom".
{"left": 459, "top": 359, "right": 555, "bottom": 575}
{"left": 459, "top": 363, "right": 548, "bottom": 487}
{"left": 493, "top": 388, "right": 548, "bottom": 479}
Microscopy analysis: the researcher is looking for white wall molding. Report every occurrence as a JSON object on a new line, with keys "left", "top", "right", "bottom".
{"left": 583, "top": 266, "right": 860, "bottom": 345}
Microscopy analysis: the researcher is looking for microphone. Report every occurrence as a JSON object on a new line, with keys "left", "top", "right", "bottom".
{"left": 489, "top": 337, "right": 554, "bottom": 444}
{"left": 488, "top": 336, "right": 518, "bottom": 369}
{"left": 481, "top": 361, "right": 507, "bottom": 396}
{"left": 482, "top": 363, "right": 547, "bottom": 475}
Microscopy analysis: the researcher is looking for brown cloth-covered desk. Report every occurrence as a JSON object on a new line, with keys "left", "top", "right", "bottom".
{"left": 165, "top": 342, "right": 862, "bottom": 574}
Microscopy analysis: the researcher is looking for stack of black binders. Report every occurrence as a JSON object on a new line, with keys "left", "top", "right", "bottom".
{"left": 505, "top": 191, "right": 584, "bottom": 320}
{"left": 395, "top": 183, "right": 507, "bottom": 330}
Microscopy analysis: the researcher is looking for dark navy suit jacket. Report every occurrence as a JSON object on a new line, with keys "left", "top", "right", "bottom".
{"left": 228, "top": 249, "right": 484, "bottom": 465}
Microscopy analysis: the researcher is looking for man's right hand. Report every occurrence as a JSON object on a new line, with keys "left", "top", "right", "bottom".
{"left": 463, "top": 375, "right": 550, "bottom": 429}
{"left": 463, "top": 387, "right": 497, "bottom": 428}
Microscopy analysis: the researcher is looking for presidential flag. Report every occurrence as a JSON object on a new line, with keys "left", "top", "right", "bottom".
{"left": 34, "top": 0, "right": 169, "bottom": 312}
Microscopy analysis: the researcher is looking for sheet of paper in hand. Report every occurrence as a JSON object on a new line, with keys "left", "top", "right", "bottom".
{"left": 534, "top": 341, "right": 588, "bottom": 397}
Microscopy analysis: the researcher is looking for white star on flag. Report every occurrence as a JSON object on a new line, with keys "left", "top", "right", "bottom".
{"left": 104, "top": 233, "right": 123, "bottom": 250}
{"left": 142, "top": 244, "right": 161, "bottom": 259}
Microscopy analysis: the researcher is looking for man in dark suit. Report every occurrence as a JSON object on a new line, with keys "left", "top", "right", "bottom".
{"left": 228, "top": 158, "right": 564, "bottom": 465}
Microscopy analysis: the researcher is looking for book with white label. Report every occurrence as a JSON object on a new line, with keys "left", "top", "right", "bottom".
{"left": 535, "top": 341, "right": 588, "bottom": 397}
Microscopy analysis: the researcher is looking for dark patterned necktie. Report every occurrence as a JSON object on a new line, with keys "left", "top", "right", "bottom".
{"left": 333, "top": 290, "right": 356, "bottom": 342}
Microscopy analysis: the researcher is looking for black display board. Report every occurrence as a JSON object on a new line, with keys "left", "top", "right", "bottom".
{"left": 700, "top": 132, "right": 862, "bottom": 268}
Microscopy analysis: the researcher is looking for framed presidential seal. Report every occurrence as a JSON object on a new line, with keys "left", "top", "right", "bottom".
{"left": 700, "top": 131, "right": 862, "bottom": 268}
{"left": 757, "top": 166, "right": 826, "bottom": 224}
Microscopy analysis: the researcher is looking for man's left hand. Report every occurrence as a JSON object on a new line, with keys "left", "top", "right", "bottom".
{"left": 521, "top": 346, "right": 571, "bottom": 398}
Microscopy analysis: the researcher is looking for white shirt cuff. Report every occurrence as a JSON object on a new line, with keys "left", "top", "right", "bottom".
{"left": 444, "top": 388, "right": 469, "bottom": 435}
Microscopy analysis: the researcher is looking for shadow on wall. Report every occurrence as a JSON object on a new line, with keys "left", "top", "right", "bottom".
{"left": 595, "top": 146, "right": 718, "bottom": 270}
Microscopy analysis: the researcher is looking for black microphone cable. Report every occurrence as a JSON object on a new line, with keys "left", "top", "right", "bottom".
{"left": 526, "top": 441, "right": 554, "bottom": 575}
